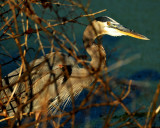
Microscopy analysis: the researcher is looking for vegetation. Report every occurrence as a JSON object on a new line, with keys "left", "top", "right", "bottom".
{"left": 0, "top": 0, "right": 159, "bottom": 127}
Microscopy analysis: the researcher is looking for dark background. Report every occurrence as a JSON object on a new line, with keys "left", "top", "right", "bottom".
{"left": 0, "top": 0, "right": 159, "bottom": 127}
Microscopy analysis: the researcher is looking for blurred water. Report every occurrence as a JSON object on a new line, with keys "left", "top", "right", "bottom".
{"left": 0, "top": 0, "right": 160, "bottom": 127}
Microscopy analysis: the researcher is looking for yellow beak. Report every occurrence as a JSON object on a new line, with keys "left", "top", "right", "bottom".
{"left": 119, "top": 30, "right": 150, "bottom": 40}
{"left": 115, "top": 24, "right": 150, "bottom": 40}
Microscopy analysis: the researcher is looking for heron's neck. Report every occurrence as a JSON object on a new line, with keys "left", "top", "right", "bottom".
{"left": 83, "top": 25, "right": 106, "bottom": 70}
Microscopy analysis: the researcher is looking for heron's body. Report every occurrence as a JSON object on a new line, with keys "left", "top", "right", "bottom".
{"left": 0, "top": 16, "right": 149, "bottom": 118}
{"left": 1, "top": 52, "right": 78, "bottom": 116}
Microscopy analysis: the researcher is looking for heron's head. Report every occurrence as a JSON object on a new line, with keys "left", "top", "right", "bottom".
{"left": 91, "top": 16, "right": 149, "bottom": 40}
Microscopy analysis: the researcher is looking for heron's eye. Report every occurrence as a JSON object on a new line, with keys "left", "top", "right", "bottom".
{"left": 107, "top": 21, "right": 111, "bottom": 26}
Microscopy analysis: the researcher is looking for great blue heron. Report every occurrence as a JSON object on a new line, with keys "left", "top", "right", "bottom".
{"left": 0, "top": 16, "right": 149, "bottom": 121}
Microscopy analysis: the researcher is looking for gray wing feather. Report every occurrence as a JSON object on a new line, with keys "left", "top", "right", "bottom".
{"left": 0, "top": 52, "right": 78, "bottom": 116}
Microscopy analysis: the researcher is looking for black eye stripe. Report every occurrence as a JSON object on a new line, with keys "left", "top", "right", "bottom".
{"left": 95, "top": 16, "right": 112, "bottom": 22}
